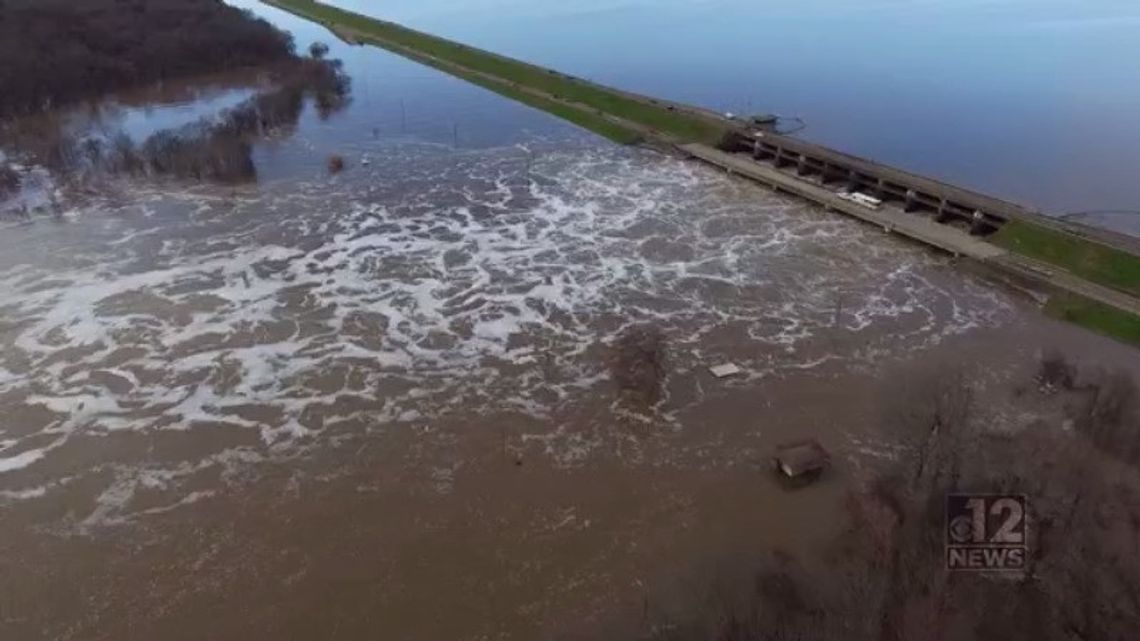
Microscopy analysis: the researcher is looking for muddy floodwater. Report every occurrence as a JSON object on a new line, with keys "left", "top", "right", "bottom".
{"left": 2, "top": 2, "right": 1140, "bottom": 640}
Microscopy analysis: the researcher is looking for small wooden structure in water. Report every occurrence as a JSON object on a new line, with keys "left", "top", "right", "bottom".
{"left": 772, "top": 438, "right": 830, "bottom": 485}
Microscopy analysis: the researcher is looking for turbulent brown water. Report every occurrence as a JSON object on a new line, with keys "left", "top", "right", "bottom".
{"left": 0, "top": 142, "right": 1013, "bottom": 508}
{"left": 0, "top": 138, "right": 1110, "bottom": 640}
{"left": 2, "top": 3, "right": 1140, "bottom": 639}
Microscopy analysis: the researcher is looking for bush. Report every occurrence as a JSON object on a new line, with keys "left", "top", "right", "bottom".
{"left": 309, "top": 41, "right": 330, "bottom": 60}
{"left": 21, "top": 58, "right": 350, "bottom": 184}
{"left": 1037, "top": 350, "right": 1076, "bottom": 391}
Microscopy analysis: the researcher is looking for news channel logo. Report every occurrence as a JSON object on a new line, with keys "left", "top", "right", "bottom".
{"left": 945, "top": 494, "right": 1028, "bottom": 571}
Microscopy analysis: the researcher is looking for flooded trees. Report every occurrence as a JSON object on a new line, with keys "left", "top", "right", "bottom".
{"left": 1036, "top": 350, "right": 1077, "bottom": 392}
{"left": 7, "top": 57, "right": 352, "bottom": 187}
{"left": 831, "top": 360, "right": 1140, "bottom": 640}
{"left": 883, "top": 365, "right": 975, "bottom": 492}
{"left": 299, "top": 58, "right": 353, "bottom": 121}
{"left": 141, "top": 129, "right": 257, "bottom": 184}
{"left": 1075, "top": 367, "right": 1140, "bottom": 464}
{"left": 0, "top": 3, "right": 353, "bottom": 195}
{"left": 0, "top": 0, "right": 296, "bottom": 118}
{"left": 610, "top": 358, "right": 1140, "bottom": 641}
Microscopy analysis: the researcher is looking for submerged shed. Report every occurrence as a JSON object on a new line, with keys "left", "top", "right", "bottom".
{"left": 772, "top": 438, "right": 830, "bottom": 484}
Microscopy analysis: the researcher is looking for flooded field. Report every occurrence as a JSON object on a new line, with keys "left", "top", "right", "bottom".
{"left": 2, "top": 1, "right": 1140, "bottom": 640}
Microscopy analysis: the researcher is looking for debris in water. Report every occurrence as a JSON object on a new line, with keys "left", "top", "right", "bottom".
{"left": 709, "top": 363, "right": 742, "bottom": 378}
{"left": 327, "top": 154, "right": 345, "bottom": 173}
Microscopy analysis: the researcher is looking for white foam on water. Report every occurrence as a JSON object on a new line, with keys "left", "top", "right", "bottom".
{"left": 75, "top": 446, "right": 264, "bottom": 529}
{"left": 0, "top": 445, "right": 49, "bottom": 473}
{"left": 0, "top": 485, "right": 50, "bottom": 500}
{"left": 0, "top": 141, "right": 1016, "bottom": 521}
{"left": 0, "top": 436, "right": 67, "bottom": 473}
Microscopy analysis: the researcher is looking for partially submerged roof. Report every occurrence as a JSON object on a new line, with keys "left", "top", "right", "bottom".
{"left": 773, "top": 439, "right": 830, "bottom": 477}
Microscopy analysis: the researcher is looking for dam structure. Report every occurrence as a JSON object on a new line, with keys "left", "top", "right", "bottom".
{"left": 263, "top": 0, "right": 1140, "bottom": 345}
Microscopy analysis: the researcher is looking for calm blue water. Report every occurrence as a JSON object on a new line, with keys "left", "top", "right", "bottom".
{"left": 233, "top": 0, "right": 1140, "bottom": 232}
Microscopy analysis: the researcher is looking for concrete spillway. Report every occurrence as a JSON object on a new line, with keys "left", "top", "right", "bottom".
{"left": 679, "top": 143, "right": 1140, "bottom": 320}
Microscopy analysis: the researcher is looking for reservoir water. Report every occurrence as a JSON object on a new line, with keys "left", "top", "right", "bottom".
{"left": 320, "top": 0, "right": 1140, "bottom": 235}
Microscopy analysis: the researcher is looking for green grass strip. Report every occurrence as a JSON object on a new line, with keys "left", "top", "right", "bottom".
{"left": 494, "top": 86, "right": 645, "bottom": 145}
{"left": 992, "top": 220, "right": 1140, "bottom": 297}
{"left": 265, "top": 0, "right": 724, "bottom": 145}
{"left": 1045, "top": 292, "right": 1140, "bottom": 347}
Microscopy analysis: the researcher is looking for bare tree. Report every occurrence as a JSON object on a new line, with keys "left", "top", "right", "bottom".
{"left": 1076, "top": 368, "right": 1140, "bottom": 464}
{"left": 881, "top": 364, "right": 976, "bottom": 494}
{"left": 1036, "top": 350, "right": 1076, "bottom": 391}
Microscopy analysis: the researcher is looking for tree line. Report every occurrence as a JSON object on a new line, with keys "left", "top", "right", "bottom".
{"left": 0, "top": 0, "right": 298, "bottom": 118}
{"left": 27, "top": 56, "right": 351, "bottom": 185}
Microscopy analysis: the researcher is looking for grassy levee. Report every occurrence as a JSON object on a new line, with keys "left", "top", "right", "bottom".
{"left": 344, "top": 33, "right": 645, "bottom": 144}
{"left": 992, "top": 220, "right": 1140, "bottom": 297}
{"left": 263, "top": 0, "right": 726, "bottom": 145}
{"left": 993, "top": 220, "right": 1140, "bottom": 346}
{"left": 1046, "top": 293, "right": 1140, "bottom": 347}
{"left": 479, "top": 82, "right": 645, "bottom": 145}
